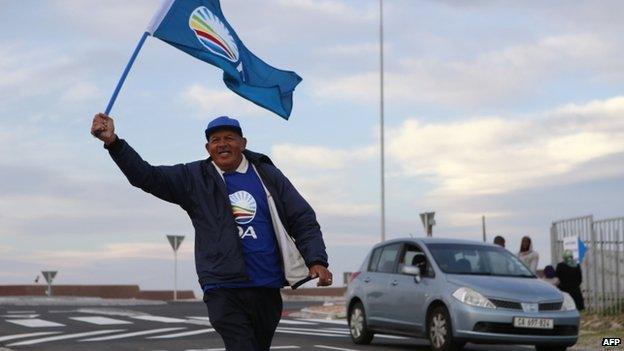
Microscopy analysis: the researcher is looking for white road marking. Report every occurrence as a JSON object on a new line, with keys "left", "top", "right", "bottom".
{"left": 7, "top": 329, "right": 124, "bottom": 346}
{"left": 6, "top": 318, "right": 65, "bottom": 327}
{"left": 148, "top": 328, "right": 215, "bottom": 339}
{"left": 299, "top": 319, "right": 348, "bottom": 325}
{"left": 315, "top": 345, "right": 362, "bottom": 351}
{"left": 186, "top": 316, "right": 210, "bottom": 321}
{"left": 279, "top": 319, "right": 317, "bottom": 325}
{"left": 376, "top": 333, "right": 409, "bottom": 339}
{"left": 80, "top": 327, "right": 185, "bottom": 341}
{"left": 131, "top": 315, "right": 188, "bottom": 323}
{"left": 185, "top": 316, "right": 212, "bottom": 325}
{"left": 0, "top": 332, "right": 60, "bottom": 342}
{"left": 2, "top": 314, "right": 39, "bottom": 318}
{"left": 70, "top": 316, "right": 133, "bottom": 325}
{"left": 278, "top": 327, "right": 348, "bottom": 335}
{"left": 187, "top": 347, "right": 300, "bottom": 351}
{"left": 275, "top": 328, "right": 344, "bottom": 338}
{"left": 319, "top": 326, "right": 408, "bottom": 340}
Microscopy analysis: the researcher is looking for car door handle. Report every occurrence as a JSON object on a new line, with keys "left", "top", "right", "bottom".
{"left": 364, "top": 277, "right": 371, "bottom": 283}
{"left": 391, "top": 280, "right": 398, "bottom": 286}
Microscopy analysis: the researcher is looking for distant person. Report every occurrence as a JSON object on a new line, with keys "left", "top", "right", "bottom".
{"left": 517, "top": 236, "right": 539, "bottom": 273}
{"left": 541, "top": 265, "right": 560, "bottom": 286}
{"left": 91, "top": 113, "right": 332, "bottom": 351}
{"left": 493, "top": 235, "right": 505, "bottom": 248}
{"left": 556, "top": 250, "right": 585, "bottom": 311}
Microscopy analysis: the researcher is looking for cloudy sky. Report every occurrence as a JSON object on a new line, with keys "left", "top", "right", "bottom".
{"left": 1, "top": 0, "right": 623, "bottom": 296}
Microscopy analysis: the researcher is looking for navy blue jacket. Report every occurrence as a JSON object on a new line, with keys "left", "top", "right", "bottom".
{"left": 106, "top": 137, "right": 328, "bottom": 287}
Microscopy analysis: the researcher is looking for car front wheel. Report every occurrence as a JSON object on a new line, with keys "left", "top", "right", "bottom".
{"left": 348, "top": 302, "right": 374, "bottom": 345}
{"left": 427, "top": 306, "right": 463, "bottom": 351}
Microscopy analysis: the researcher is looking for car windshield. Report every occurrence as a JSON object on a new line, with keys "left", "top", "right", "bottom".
{"left": 426, "top": 243, "right": 535, "bottom": 277}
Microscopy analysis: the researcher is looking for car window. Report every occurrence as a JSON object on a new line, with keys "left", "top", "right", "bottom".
{"left": 376, "top": 243, "right": 401, "bottom": 273}
{"left": 400, "top": 244, "right": 434, "bottom": 277}
{"left": 368, "top": 247, "right": 383, "bottom": 272}
{"left": 427, "top": 243, "right": 534, "bottom": 277}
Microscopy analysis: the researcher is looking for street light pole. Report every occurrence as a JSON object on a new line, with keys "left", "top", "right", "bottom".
{"left": 379, "top": 0, "right": 386, "bottom": 242}
{"left": 482, "top": 215, "right": 487, "bottom": 242}
{"left": 166, "top": 235, "right": 185, "bottom": 301}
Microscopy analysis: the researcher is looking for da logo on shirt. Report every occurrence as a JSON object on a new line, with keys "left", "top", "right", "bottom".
{"left": 229, "top": 191, "right": 257, "bottom": 225}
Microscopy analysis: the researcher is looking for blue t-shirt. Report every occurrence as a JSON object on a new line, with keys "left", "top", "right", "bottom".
{"left": 203, "top": 163, "right": 284, "bottom": 291}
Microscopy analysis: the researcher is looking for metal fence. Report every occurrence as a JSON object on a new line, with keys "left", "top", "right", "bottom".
{"left": 551, "top": 215, "right": 624, "bottom": 314}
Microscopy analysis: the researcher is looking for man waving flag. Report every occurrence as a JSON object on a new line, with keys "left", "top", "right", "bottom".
{"left": 104, "top": 0, "right": 301, "bottom": 119}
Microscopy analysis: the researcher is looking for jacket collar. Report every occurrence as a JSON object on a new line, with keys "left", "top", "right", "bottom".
{"left": 243, "top": 149, "right": 274, "bottom": 166}
{"left": 211, "top": 154, "right": 249, "bottom": 177}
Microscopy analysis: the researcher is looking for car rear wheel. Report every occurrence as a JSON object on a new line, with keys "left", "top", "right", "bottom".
{"left": 348, "top": 302, "right": 374, "bottom": 344}
{"left": 427, "top": 306, "right": 463, "bottom": 351}
{"left": 535, "top": 346, "right": 567, "bottom": 351}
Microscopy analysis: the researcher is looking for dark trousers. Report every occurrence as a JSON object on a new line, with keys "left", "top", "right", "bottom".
{"left": 203, "top": 287, "right": 282, "bottom": 351}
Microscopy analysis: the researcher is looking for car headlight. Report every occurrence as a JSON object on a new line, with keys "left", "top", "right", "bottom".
{"left": 452, "top": 287, "right": 496, "bottom": 309}
{"left": 561, "top": 292, "right": 576, "bottom": 311}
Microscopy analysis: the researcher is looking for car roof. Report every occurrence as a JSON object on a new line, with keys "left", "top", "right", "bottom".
{"left": 372, "top": 236, "right": 495, "bottom": 249}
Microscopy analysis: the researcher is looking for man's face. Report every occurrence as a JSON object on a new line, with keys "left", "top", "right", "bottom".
{"left": 206, "top": 129, "right": 247, "bottom": 172}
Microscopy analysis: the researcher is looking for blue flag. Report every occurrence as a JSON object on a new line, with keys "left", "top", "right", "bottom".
{"left": 147, "top": 0, "right": 301, "bottom": 119}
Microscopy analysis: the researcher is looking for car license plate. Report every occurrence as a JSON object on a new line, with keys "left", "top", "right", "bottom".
{"left": 513, "top": 317, "right": 554, "bottom": 329}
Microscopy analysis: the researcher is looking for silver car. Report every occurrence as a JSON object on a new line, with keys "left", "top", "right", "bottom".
{"left": 346, "top": 238, "right": 579, "bottom": 351}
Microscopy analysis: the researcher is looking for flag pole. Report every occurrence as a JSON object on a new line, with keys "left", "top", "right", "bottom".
{"left": 104, "top": 31, "right": 150, "bottom": 115}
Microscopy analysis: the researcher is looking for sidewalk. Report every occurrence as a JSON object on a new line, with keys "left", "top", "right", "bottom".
{"left": 289, "top": 301, "right": 346, "bottom": 319}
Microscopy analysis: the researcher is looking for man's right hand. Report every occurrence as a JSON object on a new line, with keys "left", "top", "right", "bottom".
{"left": 91, "top": 113, "right": 117, "bottom": 145}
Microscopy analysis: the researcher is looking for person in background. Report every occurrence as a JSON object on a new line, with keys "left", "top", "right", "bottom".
{"left": 556, "top": 250, "right": 585, "bottom": 311}
{"left": 517, "top": 236, "right": 539, "bottom": 273}
{"left": 493, "top": 235, "right": 505, "bottom": 248}
{"left": 541, "top": 265, "right": 559, "bottom": 286}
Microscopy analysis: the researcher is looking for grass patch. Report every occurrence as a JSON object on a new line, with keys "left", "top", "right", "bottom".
{"left": 573, "top": 312, "right": 624, "bottom": 350}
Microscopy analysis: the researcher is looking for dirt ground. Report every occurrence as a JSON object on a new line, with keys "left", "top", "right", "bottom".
{"left": 573, "top": 312, "right": 624, "bottom": 350}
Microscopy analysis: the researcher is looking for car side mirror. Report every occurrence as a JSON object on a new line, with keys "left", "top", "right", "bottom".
{"left": 400, "top": 265, "right": 422, "bottom": 283}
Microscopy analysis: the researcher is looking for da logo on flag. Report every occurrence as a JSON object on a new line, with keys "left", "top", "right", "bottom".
{"left": 189, "top": 6, "right": 239, "bottom": 63}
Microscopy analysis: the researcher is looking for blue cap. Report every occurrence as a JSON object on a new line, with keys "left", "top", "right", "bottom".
{"left": 205, "top": 116, "right": 242, "bottom": 140}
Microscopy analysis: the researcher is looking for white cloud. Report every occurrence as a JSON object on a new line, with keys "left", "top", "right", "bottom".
{"left": 60, "top": 81, "right": 101, "bottom": 104}
{"left": 267, "top": 93, "right": 624, "bottom": 223}
{"left": 324, "top": 43, "right": 379, "bottom": 57}
{"left": 270, "top": 143, "right": 377, "bottom": 218}
{"left": 313, "top": 33, "right": 622, "bottom": 107}
{"left": 0, "top": 45, "right": 101, "bottom": 109}
{"left": 275, "top": 0, "right": 375, "bottom": 22}
{"left": 271, "top": 144, "right": 375, "bottom": 171}
{"left": 30, "top": 242, "right": 192, "bottom": 263}
{"left": 388, "top": 96, "right": 624, "bottom": 195}
{"left": 181, "top": 84, "right": 270, "bottom": 119}
{"left": 444, "top": 210, "right": 513, "bottom": 228}
{"left": 51, "top": 0, "right": 157, "bottom": 38}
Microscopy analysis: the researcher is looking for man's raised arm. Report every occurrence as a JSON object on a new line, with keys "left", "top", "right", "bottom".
{"left": 90, "top": 113, "right": 190, "bottom": 208}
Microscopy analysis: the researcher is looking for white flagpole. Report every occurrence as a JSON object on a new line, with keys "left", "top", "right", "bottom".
{"left": 379, "top": 0, "right": 386, "bottom": 242}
